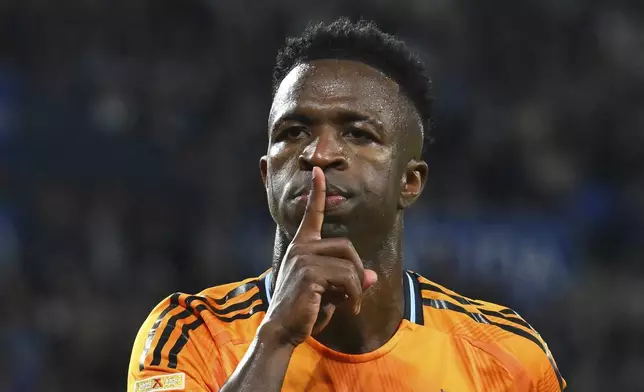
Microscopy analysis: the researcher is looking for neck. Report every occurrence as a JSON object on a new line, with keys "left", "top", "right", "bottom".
{"left": 271, "top": 215, "right": 406, "bottom": 354}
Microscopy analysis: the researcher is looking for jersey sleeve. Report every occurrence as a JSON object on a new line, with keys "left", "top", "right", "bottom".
{"left": 482, "top": 305, "right": 567, "bottom": 391}
{"left": 415, "top": 273, "right": 566, "bottom": 391}
{"left": 127, "top": 293, "right": 228, "bottom": 392}
{"left": 537, "top": 363, "right": 566, "bottom": 392}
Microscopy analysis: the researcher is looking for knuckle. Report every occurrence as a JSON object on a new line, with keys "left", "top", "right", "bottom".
{"left": 347, "top": 270, "right": 360, "bottom": 289}
{"left": 350, "top": 269, "right": 360, "bottom": 284}
{"left": 306, "top": 282, "right": 322, "bottom": 293}
{"left": 288, "top": 243, "right": 305, "bottom": 255}
{"left": 339, "top": 237, "right": 352, "bottom": 249}
{"left": 297, "top": 263, "right": 316, "bottom": 282}
{"left": 287, "top": 253, "right": 303, "bottom": 265}
{"left": 337, "top": 266, "right": 354, "bottom": 285}
{"left": 339, "top": 238, "right": 359, "bottom": 258}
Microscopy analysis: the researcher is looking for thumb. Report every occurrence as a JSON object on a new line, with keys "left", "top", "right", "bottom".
{"left": 363, "top": 269, "right": 378, "bottom": 290}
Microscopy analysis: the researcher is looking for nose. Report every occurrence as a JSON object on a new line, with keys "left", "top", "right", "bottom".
{"left": 298, "top": 129, "right": 348, "bottom": 172}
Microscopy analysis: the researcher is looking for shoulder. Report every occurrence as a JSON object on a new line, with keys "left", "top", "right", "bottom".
{"left": 128, "top": 273, "right": 271, "bottom": 390}
{"left": 411, "top": 272, "right": 566, "bottom": 391}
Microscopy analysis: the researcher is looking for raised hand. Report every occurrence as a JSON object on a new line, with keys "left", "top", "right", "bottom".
{"left": 261, "top": 166, "right": 378, "bottom": 348}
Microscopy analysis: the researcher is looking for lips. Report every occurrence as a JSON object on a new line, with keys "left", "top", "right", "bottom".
{"left": 292, "top": 183, "right": 353, "bottom": 199}
{"left": 291, "top": 183, "right": 354, "bottom": 211}
{"left": 296, "top": 193, "right": 348, "bottom": 210}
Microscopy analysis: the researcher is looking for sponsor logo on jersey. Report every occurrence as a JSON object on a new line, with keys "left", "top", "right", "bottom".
{"left": 133, "top": 372, "right": 185, "bottom": 392}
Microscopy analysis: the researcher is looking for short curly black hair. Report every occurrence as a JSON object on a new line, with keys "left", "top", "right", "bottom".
{"left": 273, "top": 17, "right": 434, "bottom": 146}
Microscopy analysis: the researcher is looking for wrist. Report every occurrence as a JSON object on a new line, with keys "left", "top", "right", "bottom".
{"left": 256, "top": 321, "right": 299, "bottom": 354}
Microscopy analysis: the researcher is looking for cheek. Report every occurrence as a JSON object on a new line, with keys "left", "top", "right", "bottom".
{"left": 373, "top": 155, "right": 405, "bottom": 206}
{"left": 267, "top": 142, "right": 283, "bottom": 158}
{"left": 266, "top": 150, "right": 297, "bottom": 205}
{"left": 360, "top": 158, "right": 398, "bottom": 201}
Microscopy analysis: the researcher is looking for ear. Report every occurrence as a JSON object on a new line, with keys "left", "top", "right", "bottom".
{"left": 398, "top": 159, "right": 428, "bottom": 209}
{"left": 260, "top": 156, "right": 268, "bottom": 189}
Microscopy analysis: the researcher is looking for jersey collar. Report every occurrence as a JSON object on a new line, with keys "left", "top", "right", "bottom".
{"left": 261, "top": 269, "right": 424, "bottom": 326}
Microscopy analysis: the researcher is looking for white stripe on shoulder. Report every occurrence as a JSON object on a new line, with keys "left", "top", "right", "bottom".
{"left": 405, "top": 271, "right": 417, "bottom": 324}
{"left": 265, "top": 271, "right": 273, "bottom": 305}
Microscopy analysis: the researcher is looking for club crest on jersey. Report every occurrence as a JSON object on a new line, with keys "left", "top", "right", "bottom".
{"left": 133, "top": 373, "right": 185, "bottom": 392}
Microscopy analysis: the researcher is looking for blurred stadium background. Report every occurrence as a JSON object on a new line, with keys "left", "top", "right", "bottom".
{"left": 1, "top": 0, "right": 643, "bottom": 391}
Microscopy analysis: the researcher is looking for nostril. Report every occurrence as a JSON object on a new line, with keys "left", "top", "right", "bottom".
{"left": 298, "top": 155, "right": 315, "bottom": 171}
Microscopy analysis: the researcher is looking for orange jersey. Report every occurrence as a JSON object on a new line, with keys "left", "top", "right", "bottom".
{"left": 128, "top": 270, "right": 566, "bottom": 391}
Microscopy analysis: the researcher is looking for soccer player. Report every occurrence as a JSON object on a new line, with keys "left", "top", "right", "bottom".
{"left": 128, "top": 18, "right": 566, "bottom": 392}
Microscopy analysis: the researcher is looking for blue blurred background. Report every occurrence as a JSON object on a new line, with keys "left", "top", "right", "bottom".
{"left": 1, "top": 0, "right": 643, "bottom": 391}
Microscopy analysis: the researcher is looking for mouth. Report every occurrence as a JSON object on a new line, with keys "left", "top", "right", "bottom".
{"left": 292, "top": 184, "right": 354, "bottom": 211}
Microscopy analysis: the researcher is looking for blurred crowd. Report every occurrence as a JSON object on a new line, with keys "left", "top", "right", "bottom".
{"left": 1, "top": 0, "right": 643, "bottom": 391}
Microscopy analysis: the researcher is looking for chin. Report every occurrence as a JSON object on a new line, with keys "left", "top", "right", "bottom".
{"left": 320, "top": 221, "right": 350, "bottom": 238}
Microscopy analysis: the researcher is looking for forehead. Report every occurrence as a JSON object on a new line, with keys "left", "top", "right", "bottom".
{"left": 269, "top": 59, "right": 405, "bottom": 128}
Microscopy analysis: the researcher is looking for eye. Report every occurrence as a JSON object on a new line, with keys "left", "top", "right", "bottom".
{"left": 345, "top": 127, "right": 376, "bottom": 144}
{"left": 277, "top": 126, "right": 309, "bottom": 141}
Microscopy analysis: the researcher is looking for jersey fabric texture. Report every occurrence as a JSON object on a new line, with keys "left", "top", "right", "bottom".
{"left": 128, "top": 270, "right": 566, "bottom": 391}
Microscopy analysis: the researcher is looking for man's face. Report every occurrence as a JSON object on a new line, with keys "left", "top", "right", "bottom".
{"left": 261, "top": 59, "right": 422, "bottom": 239}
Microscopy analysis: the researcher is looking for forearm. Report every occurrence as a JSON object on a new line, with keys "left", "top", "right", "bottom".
{"left": 220, "top": 324, "right": 295, "bottom": 392}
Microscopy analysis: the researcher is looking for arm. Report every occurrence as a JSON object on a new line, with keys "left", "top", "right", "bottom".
{"left": 220, "top": 323, "right": 295, "bottom": 392}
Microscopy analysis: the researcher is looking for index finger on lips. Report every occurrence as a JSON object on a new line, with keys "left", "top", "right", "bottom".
{"left": 293, "top": 166, "right": 326, "bottom": 242}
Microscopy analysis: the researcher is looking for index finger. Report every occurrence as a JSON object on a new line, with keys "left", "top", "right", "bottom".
{"left": 294, "top": 166, "right": 325, "bottom": 242}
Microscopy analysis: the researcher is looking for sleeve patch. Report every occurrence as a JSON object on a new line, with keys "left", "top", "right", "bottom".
{"left": 133, "top": 373, "right": 185, "bottom": 392}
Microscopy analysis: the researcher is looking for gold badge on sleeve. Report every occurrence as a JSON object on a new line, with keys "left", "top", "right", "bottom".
{"left": 133, "top": 373, "right": 185, "bottom": 392}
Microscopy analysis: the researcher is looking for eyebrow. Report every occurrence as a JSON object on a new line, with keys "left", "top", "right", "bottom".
{"left": 273, "top": 112, "right": 315, "bottom": 127}
{"left": 335, "top": 111, "right": 384, "bottom": 131}
{"left": 272, "top": 109, "right": 385, "bottom": 134}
